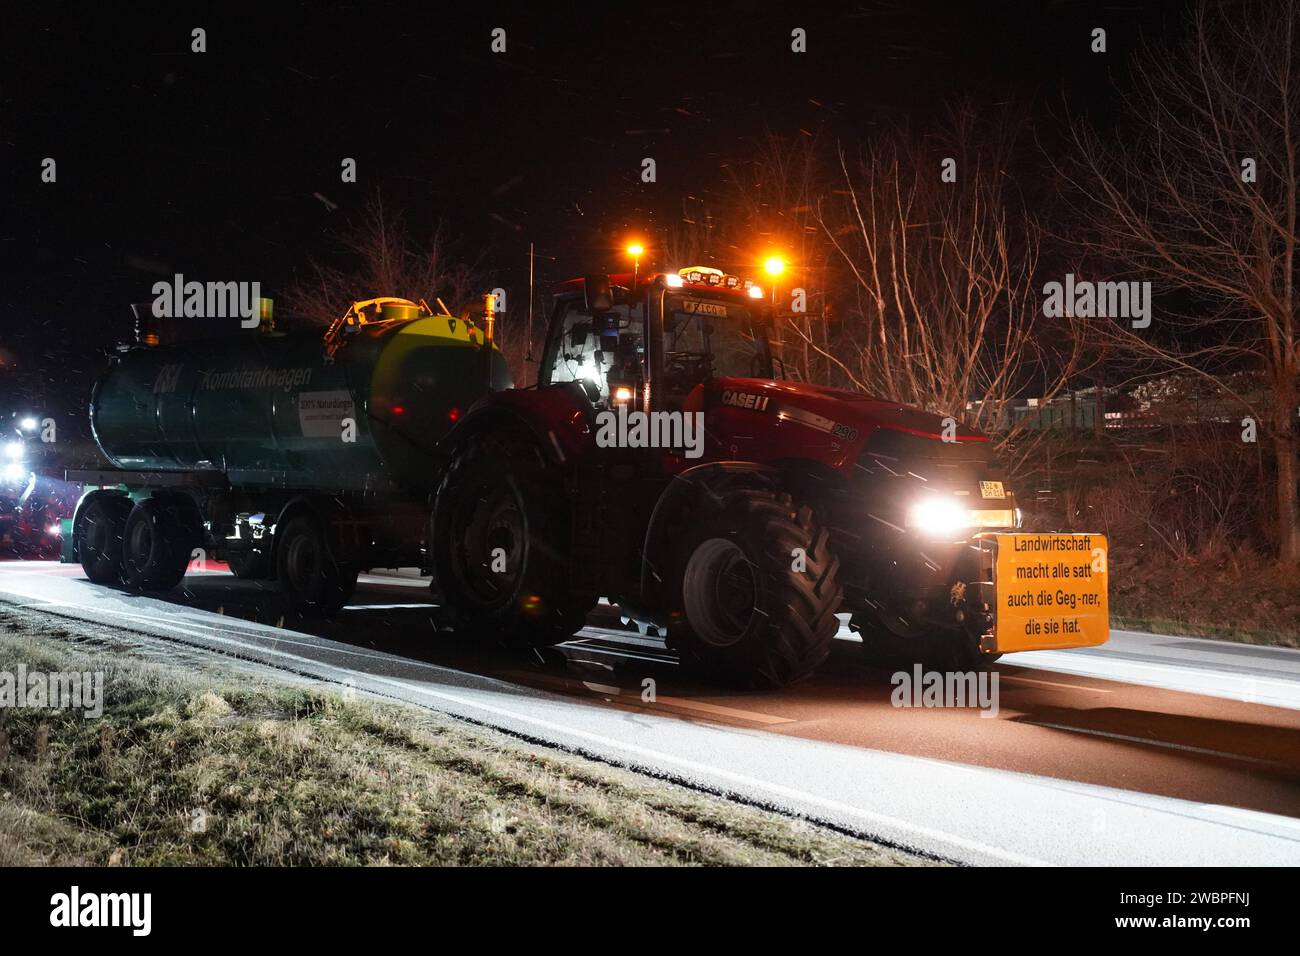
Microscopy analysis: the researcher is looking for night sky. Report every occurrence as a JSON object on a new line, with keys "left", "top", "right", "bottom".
{"left": 2, "top": 0, "right": 1189, "bottom": 424}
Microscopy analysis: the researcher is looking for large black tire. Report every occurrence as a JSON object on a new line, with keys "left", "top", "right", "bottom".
{"left": 275, "top": 515, "right": 359, "bottom": 613}
{"left": 851, "top": 609, "right": 1001, "bottom": 670}
{"left": 227, "top": 548, "right": 272, "bottom": 580}
{"left": 667, "top": 485, "right": 843, "bottom": 688}
{"left": 432, "top": 435, "right": 594, "bottom": 644}
{"left": 122, "top": 496, "right": 201, "bottom": 591}
{"left": 76, "top": 494, "right": 134, "bottom": 584}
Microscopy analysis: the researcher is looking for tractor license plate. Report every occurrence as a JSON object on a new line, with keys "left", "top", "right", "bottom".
{"left": 988, "top": 533, "right": 1109, "bottom": 653}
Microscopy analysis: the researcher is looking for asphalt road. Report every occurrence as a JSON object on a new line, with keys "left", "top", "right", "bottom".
{"left": 2, "top": 558, "right": 1298, "bottom": 866}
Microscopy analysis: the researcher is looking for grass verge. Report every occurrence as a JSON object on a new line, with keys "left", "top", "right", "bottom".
{"left": 0, "top": 608, "right": 926, "bottom": 866}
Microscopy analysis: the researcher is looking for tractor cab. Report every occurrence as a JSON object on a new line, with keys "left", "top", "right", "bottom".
{"left": 540, "top": 267, "right": 775, "bottom": 415}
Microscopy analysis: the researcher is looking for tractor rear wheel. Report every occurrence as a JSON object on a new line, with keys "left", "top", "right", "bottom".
{"left": 668, "top": 486, "right": 842, "bottom": 688}
{"left": 433, "top": 435, "right": 593, "bottom": 645}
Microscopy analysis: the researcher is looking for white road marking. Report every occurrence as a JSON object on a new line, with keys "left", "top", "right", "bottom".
{"left": 1203, "top": 804, "right": 1300, "bottom": 834}
{"left": 1001, "top": 674, "right": 1112, "bottom": 694}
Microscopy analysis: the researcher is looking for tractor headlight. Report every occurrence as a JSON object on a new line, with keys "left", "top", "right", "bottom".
{"left": 907, "top": 496, "right": 1017, "bottom": 536}
{"left": 907, "top": 497, "right": 974, "bottom": 537}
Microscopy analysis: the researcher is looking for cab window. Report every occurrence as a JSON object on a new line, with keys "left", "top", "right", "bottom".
{"left": 660, "top": 294, "right": 770, "bottom": 406}
{"left": 543, "top": 299, "right": 645, "bottom": 408}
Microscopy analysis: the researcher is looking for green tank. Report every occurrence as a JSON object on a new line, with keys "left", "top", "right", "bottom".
{"left": 91, "top": 302, "right": 511, "bottom": 493}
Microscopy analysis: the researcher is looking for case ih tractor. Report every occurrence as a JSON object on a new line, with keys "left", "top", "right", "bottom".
{"left": 432, "top": 266, "right": 1107, "bottom": 686}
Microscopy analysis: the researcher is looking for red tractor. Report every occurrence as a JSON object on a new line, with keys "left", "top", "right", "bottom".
{"left": 431, "top": 266, "right": 1102, "bottom": 687}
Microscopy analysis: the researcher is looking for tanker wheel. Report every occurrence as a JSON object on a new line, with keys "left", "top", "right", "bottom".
{"left": 76, "top": 493, "right": 134, "bottom": 584}
{"left": 276, "top": 516, "right": 359, "bottom": 613}
{"left": 433, "top": 436, "right": 593, "bottom": 645}
{"left": 122, "top": 497, "right": 200, "bottom": 591}
{"left": 667, "top": 486, "right": 843, "bottom": 688}
{"left": 851, "top": 609, "right": 1001, "bottom": 670}
{"left": 228, "top": 548, "right": 271, "bottom": 580}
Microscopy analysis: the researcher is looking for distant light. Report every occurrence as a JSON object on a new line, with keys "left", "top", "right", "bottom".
{"left": 3, "top": 441, "right": 22, "bottom": 459}
{"left": 626, "top": 243, "right": 644, "bottom": 257}
{"left": 664, "top": 273, "right": 683, "bottom": 288}
{"left": 390, "top": 405, "right": 406, "bottom": 416}
{"left": 748, "top": 285, "right": 764, "bottom": 299}
{"left": 3, "top": 462, "right": 25, "bottom": 481}
{"left": 19, "top": 417, "right": 37, "bottom": 431}
{"left": 763, "top": 256, "right": 786, "bottom": 276}
{"left": 47, "top": 524, "right": 61, "bottom": 536}
{"left": 447, "top": 407, "right": 461, "bottom": 422}
{"left": 612, "top": 386, "right": 634, "bottom": 405}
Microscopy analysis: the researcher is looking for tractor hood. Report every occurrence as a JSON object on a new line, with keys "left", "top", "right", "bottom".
{"left": 695, "top": 377, "right": 988, "bottom": 472}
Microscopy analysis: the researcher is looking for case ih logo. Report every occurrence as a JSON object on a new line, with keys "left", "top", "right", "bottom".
{"left": 720, "top": 390, "right": 770, "bottom": 411}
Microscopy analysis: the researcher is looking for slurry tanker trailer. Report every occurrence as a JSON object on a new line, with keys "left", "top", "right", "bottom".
{"left": 67, "top": 297, "right": 509, "bottom": 610}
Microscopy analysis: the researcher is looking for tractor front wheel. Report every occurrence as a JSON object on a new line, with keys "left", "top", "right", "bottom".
{"left": 668, "top": 486, "right": 842, "bottom": 688}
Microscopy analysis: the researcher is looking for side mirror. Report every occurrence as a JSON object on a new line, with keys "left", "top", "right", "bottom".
{"left": 585, "top": 274, "right": 613, "bottom": 313}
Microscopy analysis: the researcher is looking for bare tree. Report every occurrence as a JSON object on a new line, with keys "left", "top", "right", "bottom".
{"left": 1062, "top": 0, "right": 1300, "bottom": 561}
{"left": 663, "top": 195, "right": 723, "bottom": 269}
{"left": 812, "top": 128, "right": 1085, "bottom": 460}
{"left": 722, "top": 132, "right": 836, "bottom": 383}
{"left": 283, "top": 193, "right": 482, "bottom": 328}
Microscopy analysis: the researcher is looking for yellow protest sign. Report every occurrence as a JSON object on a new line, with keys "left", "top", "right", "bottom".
{"left": 991, "top": 533, "right": 1109, "bottom": 653}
